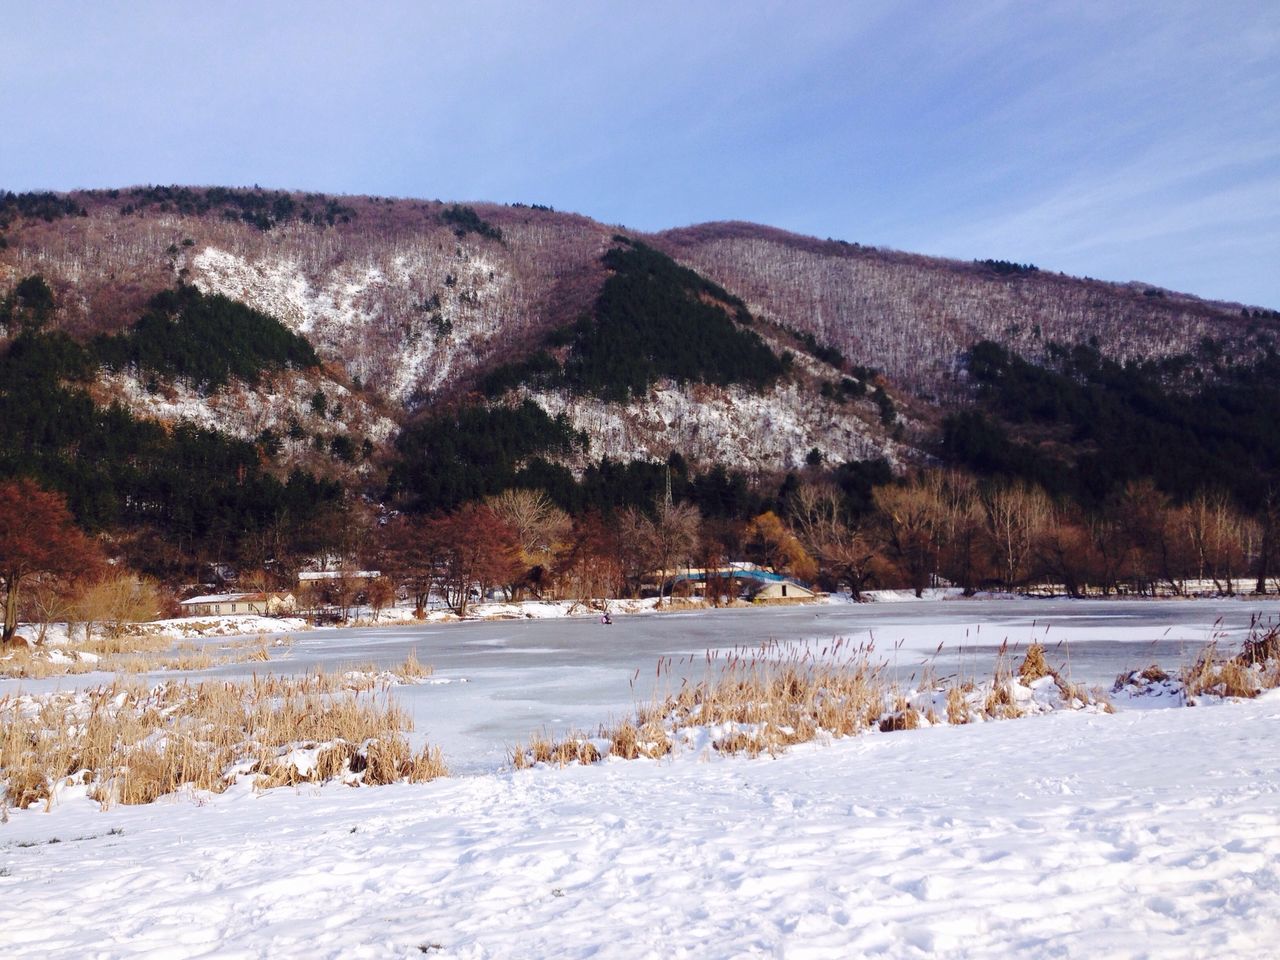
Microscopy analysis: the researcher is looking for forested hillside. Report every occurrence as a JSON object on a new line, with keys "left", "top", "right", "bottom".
{"left": 657, "top": 221, "right": 1274, "bottom": 401}
{"left": 940, "top": 339, "right": 1280, "bottom": 509}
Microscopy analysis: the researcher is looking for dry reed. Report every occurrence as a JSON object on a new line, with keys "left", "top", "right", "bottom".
{"left": 1180, "top": 643, "right": 1259, "bottom": 699}
{"left": 511, "top": 636, "right": 1115, "bottom": 769}
{"left": 1, "top": 666, "right": 447, "bottom": 811}
{"left": 1, "top": 632, "right": 292, "bottom": 679}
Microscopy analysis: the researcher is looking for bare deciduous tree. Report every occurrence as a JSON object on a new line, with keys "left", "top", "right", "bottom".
{"left": 557, "top": 512, "right": 624, "bottom": 603}
{"left": 982, "top": 481, "right": 1054, "bottom": 590}
{"left": 624, "top": 500, "right": 702, "bottom": 604}
{"left": 72, "top": 573, "right": 163, "bottom": 645}
{"left": 788, "top": 482, "right": 879, "bottom": 600}
{"left": 872, "top": 479, "right": 941, "bottom": 598}
{"left": 486, "top": 488, "right": 571, "bottom": 599}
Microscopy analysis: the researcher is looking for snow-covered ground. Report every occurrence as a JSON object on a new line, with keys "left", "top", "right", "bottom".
{"left": 6, "top": 598, "right": 1280, "bottom": 957}
{"left": 2, "top": 688, "right": 1278, "bottom": 958}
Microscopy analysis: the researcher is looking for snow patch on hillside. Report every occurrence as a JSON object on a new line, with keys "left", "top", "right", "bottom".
{"left": 528, "top": 381, "right": 902, "bottom": 470}
{"left": 95, "top": 368, "right": 396, "bottom": 448}
{"left": 192, "top": 245, "right": 522, "bottom": 405}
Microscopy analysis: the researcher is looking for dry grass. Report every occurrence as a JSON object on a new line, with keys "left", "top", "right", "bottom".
{"left": 1181, "top": 643, "right": 1259, "bottom": 700}
{"left": 1235, "top": 619, "right": 1280, "bottom": 669}
{"left": 1177, "top": 619, "right": 1280, "bottom": 700}
{"left": 1114, "top": 618, "right": 1280, "bottom": 703}
{"left": 878, "top": 701, "right": 922, "bottom": 733}
{"left": 395, "top": 649, "right": 432, "bottom": 680}
{"left": 946, "top": 685, "right": 972, "bottom": 725}
{"left": 338, "top": 653, "right": 436, "bottom": 692}
{"left": 1, "top": 633, "right": 290, "bottom": 679}
{"left": 510, "top": 731, "right": 604, "bottom": 769}
{"left": 982, "top": 682, "right": 1024, "bottom": 719}
{"left": 113, "top": 643, "right": 216, "bottom": 673}
{"left": 1018, "top": 643, "right": 1052, "bottom": 683}
{"left": 511, "top": 636, "right": 1120, "bottom": 770}
{"left": 0, "top": 647, "right": 101, "bottom": 679}
{"left": 982, "top": 641, "right": 1024, "bottom": 719}
{"left": 0, "top": 667, "right": 447, "bottom": 810}
{"left": 0, "top": 629, "right": 175, "bottom": 679}
{"left": 513, "top": 639, "right": 918, "bottom": 767}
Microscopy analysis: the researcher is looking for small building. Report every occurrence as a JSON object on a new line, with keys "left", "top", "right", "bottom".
{"left": 749, "top": 579, "right": 816, "bottom": 602}
{"left": 297, "top": 570, "right": 381, "bottom": 586}
{"left": 665, "top": 565, "right": 818, "bottom": 602}
{"left": 179, "top": 591, "right": 297, "bottom": 617}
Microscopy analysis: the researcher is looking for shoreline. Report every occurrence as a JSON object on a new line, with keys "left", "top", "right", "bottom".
{"left": 15, "top": 586, "right": 1276, "bottom": 647}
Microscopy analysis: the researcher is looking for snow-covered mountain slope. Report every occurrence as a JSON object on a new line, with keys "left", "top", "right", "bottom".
{"left": 192, "top": 244, "right": 521, "bottom": 406}
{"left": 3, "top": 187, "right": 1272, "bottom": 474}
{"left": 92, "top": 368, "right": 394, "bottom": 448}
{"left": 529, "top": 379, "right": 902, "bottom": 471}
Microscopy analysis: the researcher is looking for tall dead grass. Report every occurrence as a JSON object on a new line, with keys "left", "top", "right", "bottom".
{"left": 511, "top": 637, "right": 1101, "bottom": 768}
{"left": 1, "top": 634, "right": 283, "bottom": 679}
{"left": 1, "top": 667, "right": 447, "bottom": 811}
{"left": 1117, "top": 618, "right": 1280, "bottom": 701}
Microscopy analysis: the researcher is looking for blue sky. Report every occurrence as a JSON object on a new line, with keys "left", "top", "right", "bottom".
{"left": 3, "top": 1, "right": 1277, "bottom": 306}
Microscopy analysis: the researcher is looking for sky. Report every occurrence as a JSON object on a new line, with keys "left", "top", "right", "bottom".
{"left": 3, "top": 1, "right": 1277, "bottom": 307}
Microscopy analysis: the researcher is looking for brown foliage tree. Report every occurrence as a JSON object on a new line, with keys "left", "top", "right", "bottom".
{"left": 1253, "top": 488, "right": 1280, "bottom": 595}
{"left": 378, "top": 515, "right": 439, "bottom": 616}
{"left": 1035, "top": 519, "right": 1098, "bottom": 598}
{"left": 557, "top": 512, "right": 624, "bottom": 602}
{"left": 1110, "top": 481, "right": 1187, "bottom": 595}
{"left": 0, "top": 479, "right": 103, "bottom": 644}
{"left": 486, "top": 488, "right": 572, "bottom": 599}
{"left": 744, "top": 510, "right": 818, "bottom": 583}
{"left": 73, "top": 572, "right": 163, "bottom": 643}
{"left": 366, "top": 576, "right": 396, "bottom": 619}
{"left": 423, "top": 504, "right": 522, "bottom": 616}
{"left": 872, "top": 480, "right": 941, "bottom": 598}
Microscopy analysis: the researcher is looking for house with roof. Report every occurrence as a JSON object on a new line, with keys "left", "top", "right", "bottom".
{"left": 665, "top": 564, "right": 818, "bottom": 603}
{"left": 179, "top": 591, "right": 297, "bottom": 617}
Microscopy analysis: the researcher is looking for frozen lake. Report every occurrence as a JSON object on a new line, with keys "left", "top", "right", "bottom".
{"left": 201, "top": 596, "right": 1279, "bottom": 773}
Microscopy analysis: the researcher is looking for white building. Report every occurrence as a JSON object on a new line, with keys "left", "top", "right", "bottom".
{"left": 179, "top": 591, "right": 297, "bottom": 617}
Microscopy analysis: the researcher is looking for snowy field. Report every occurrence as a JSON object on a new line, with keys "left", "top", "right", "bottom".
{"left": 4, "top": 597, "right": 1280, "bottom": 957}
{"left": 4, "top": 689, "right": 1279, "bottom": 958}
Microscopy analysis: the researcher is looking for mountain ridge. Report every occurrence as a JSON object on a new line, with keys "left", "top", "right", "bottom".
{"left": 2, "top": 185, "right": 1276, "bottom": 479}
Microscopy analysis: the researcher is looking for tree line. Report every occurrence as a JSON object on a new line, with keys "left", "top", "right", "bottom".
{"left": 327, "top": 464, "right": 1280, "bottom": 620}
{"left": 9, "top": 460, "right": 1277, "bottom": 643}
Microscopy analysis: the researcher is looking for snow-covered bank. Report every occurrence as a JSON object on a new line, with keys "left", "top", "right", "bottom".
{"left": 4, "top": 692, "right": 1279, "bottom": 958}
{"left": 107, "top": 597, "right": 711, "bottom": 642}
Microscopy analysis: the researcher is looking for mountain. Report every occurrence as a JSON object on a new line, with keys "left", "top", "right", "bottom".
{"left": 6, "top": 188, "right": 1271, "bottom": 456}
{"left": 3, "top": 185, "right": 1279, "bottom": 575}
